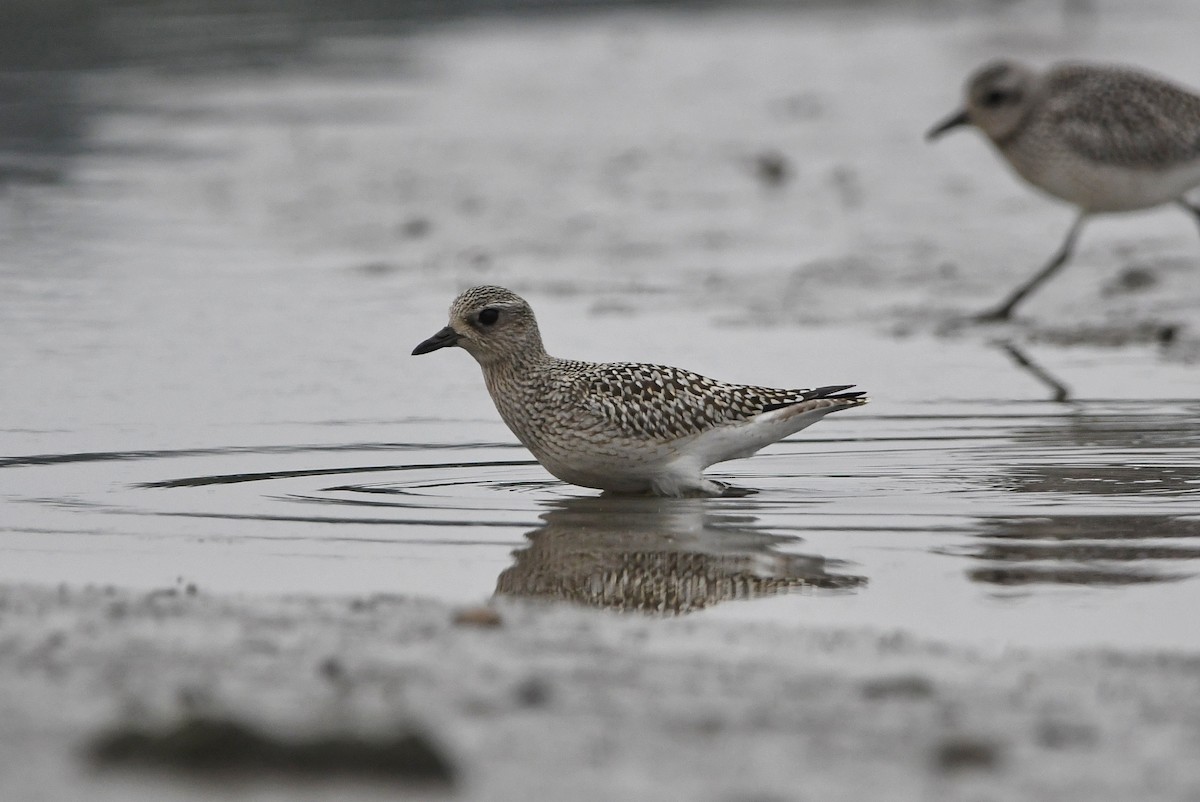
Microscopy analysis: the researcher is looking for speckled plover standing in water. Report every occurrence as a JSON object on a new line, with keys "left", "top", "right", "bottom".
{"left": 928, "top": 60, "right": 1200, "bottom": 321}
{"left": 412, "top": 286, "right": 866, "bottom": 497}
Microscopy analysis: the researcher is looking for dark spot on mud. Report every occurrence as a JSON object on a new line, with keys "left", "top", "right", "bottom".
{"left": 1156, "top": 324, "right": 1179, "bottom": 345}
{"left": 459, "top": 248, "right": 492, "bottom": 272}
{"left": 318, "top": 656, "right": 345, "bottom": 683}
{"left": 1103, "top": 266, "right": 1157, "bottom": 295}
{"left": 349, "top": 594, "right": 407, "bottom": 613}
{"left": 861, "top": 675, "right": 935, "bottom": 700}
{"left": 398, "top": 216, "right": 432, "bottom": 238}
{"left": 88, "top": 716, "right": 456, "bottom": 784}
{"left": 933, "top": 736, "right": 1002, "bottom": 773}
{"left": 514, "top": 676, "right": 552, "bottom": 708}
{"left": 752, "top": 151, "right": 791, "bottom": 187}
{"left": 767, "top": 91, "right": 825, "bottom": 121}
{"left": 829, "top": 164, "right": 862, "bottom": 209}
{"left": 353, "top": 261, "right": 399, "bottom": 276}
{"left": 176, "top": 685, "right": 214, "bottom": 713}
{"left": 1036, "top": 719, "right": 1098, "bottom": 750}
{"left": 458, "top": 196, "right": 485, "bottom": 215}
{"left": 1027, "top": 321, "right": 1182, "bottom": 348}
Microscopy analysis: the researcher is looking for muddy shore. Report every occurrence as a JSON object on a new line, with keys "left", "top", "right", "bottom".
{"left": 2, "top": 583, "right": 1198, "bottom": 801}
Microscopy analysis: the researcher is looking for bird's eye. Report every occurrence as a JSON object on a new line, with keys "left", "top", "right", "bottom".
{"left": 981, "top": 89, "right": 1010, "bottom": 108}
{"left": 478, "top": 308, "right": 500, "bottom": 326}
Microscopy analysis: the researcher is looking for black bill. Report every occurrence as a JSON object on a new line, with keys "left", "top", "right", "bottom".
{"left": 925, "top": 109, "right": 970, "bottom": 141}
{"left": 412, "top": 326, "right": 460, "bottom": 355}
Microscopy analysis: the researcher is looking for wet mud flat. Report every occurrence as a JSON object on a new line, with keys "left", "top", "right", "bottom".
{"left": 3, "top": 583, "right": 1200, "bottom": 802}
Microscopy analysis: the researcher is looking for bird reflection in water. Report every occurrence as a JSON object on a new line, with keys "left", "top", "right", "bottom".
{"left": 494, "top": 496, "right": 865, "bottom": 614}
{"left": 960, "top": 515, "right": 1200, "bottom": 587}
{"left": 952, "top": 360, "right": 1200, "bottom": 587}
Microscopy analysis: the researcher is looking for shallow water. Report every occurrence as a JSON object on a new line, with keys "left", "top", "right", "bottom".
{"left": 2, "top": 1, "right": 1200, "bottom": 652}
{"left": 5, "top": 320, "right": 1198, "bottom": 650}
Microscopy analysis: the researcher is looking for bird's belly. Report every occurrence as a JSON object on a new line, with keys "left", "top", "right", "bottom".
{"left": 533, "top": 439, "right": 676, "bottom": 493}
{"left": 1006, "top": 148, "right": 1200, "bottom": 212}
{"left": 500, "top": 412, "right": 676, "bottom": 492}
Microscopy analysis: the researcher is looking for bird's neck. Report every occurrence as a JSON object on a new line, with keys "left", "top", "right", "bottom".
{"left": 479, "top": 347, "right": 559, "bottom": 449}
{"left": 479, "top": 341, "right": 555, "bottom": 392}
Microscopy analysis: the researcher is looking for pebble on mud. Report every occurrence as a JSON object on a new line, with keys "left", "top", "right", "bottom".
{"left": 398, "top": 216, "right": 432, "bottom": 238}
{"left": 513, "top": 676, "right": 552, "bottom": 708}
{"left": 1156, "top": 324, "right": 1179, "bottom": 345}
{"left": 453, "top": 606, "right": 503, "bottom": 627}
{"left": 318, "top": 656, "right": 346, "bottom": 683}
{"left": 752, "top": 151, "right": 792, "bottom": 187}
{"left": 860, "top": 675, "right": 935, "bottom": 700}
{"left": 932, "top": 736, "right": 1003, "bottom": 773}
{"left": 1035, "top": 719, "right": 1098, "bottom": 750}
{"left": 1102, "top": 266, "right": 1157, "bottom": 295}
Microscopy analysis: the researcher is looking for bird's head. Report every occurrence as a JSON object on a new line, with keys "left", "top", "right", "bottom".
{"left": 412, "top": 285, "right": 544, "bottom": 366}
{"left": 928, "top": 59, "right": 1038, "bottom": 144}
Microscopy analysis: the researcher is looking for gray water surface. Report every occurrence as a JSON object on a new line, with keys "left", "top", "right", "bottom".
{"left": 6, "top": 323, "right": 1198, "bottom": 650}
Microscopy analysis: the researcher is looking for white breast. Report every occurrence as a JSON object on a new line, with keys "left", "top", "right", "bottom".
{"left": 1004, "top": 143, "right": 1200, "bottom": 212}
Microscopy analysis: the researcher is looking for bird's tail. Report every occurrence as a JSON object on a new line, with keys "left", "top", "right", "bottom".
{"left": 763, "top": 385, "right": 868, "bottom": 416}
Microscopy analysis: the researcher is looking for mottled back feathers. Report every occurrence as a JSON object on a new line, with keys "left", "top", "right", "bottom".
{"left": 1043, "top": 64, "right": 1200, "bottom": 169}
{"left": 551, "top": 359, "right": 861, "bottom": 443}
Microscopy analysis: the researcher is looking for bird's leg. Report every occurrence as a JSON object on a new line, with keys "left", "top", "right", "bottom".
{"left": 997, "top": 341, "right": 1071, "bottom": 403}
{"left": 974, "top": 213, "right": 1088, "bottom": 322}
{"left": 1176, "top": 199, "right": 1200, "bottom": 235}
{"left": 713, "top": 482, "right": 757, "bottom": 498}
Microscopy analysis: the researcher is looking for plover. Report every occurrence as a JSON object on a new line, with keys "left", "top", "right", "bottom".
{"left": 928, "top": 59, "right": 1200, "bottom": 320}
{"left": 412, "top": 286, "right": 866, "bottom": 497}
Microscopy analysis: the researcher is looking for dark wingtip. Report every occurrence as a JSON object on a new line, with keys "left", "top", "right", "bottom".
{"left": 804, "top": 385, "right": 856, "bottom": 400}
{"left": 761, "top": 385, "right": 867, "bottom": 413}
